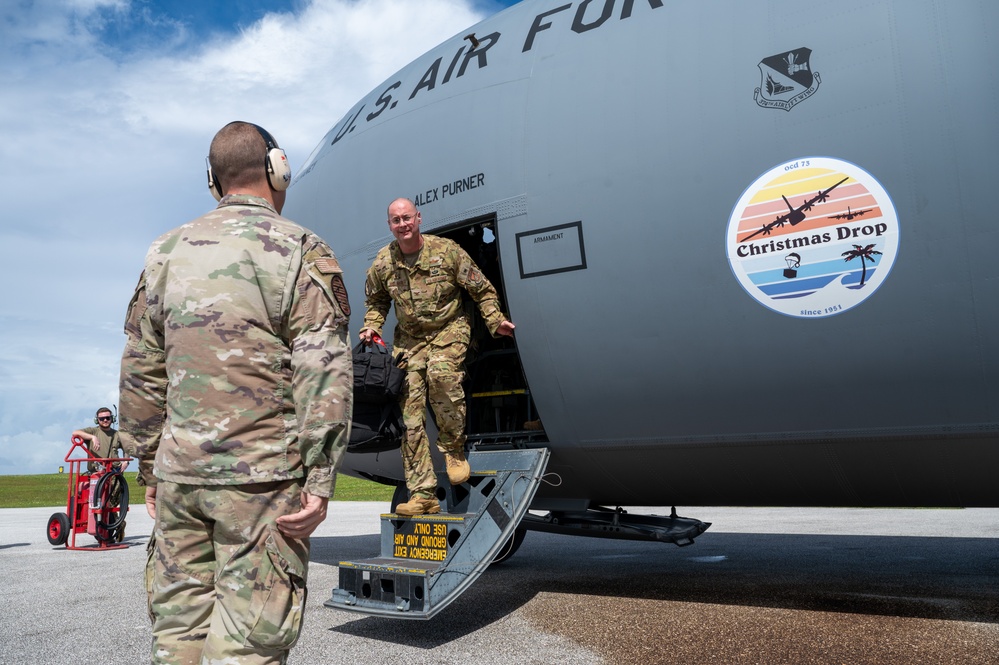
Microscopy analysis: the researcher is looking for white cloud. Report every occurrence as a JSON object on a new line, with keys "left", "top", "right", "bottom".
{"left": 0, "top": 0, "right": 493, "bottom": 474}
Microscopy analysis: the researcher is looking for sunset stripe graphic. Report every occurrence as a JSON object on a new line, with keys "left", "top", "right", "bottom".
{"left": 727, "top": 158, "right": 899, "bottom": 318}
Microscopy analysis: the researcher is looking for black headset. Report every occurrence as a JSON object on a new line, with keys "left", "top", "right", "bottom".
{"left": 94, "top": 407, "right": 116, "bottom": 426}
{"left": 207, "top": 122, "right": 292, "bottom": 201}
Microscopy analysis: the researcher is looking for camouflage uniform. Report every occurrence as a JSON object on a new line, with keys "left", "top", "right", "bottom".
{"left": 80, "top": 425, "right": 123, "bottom": 473}
{"left": 119, "top": 194, "right": 352, "bottom": 664}
{"left": 363, "top": 234, "right": 507, "bottom": 499}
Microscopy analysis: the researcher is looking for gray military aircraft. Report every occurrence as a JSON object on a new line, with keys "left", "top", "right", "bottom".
{"left": 284, "top": 0, "right": 999, "bottom": 553}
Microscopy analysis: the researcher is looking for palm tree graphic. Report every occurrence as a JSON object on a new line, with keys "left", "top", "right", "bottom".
{"left": 841, "top": 243, "right": 882, "bottom": 287}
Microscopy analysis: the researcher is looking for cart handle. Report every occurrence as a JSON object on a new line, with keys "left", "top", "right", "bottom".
{"left": 66, "top": 435, "right": 133, "bottom": 465}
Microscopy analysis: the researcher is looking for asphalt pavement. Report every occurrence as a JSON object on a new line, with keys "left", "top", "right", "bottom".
{"left": 2, "top": 503, "right": 997, "bottom": 664}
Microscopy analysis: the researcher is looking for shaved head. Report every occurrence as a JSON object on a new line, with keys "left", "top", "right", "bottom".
{"left": 208, "top": 122, "right": 270, "bottom": 192}
{"left": 386, "top": 197, "right": 422, "bottom": 252}
{"left": 387, "top": 198, "right": 416, "bottom": 217}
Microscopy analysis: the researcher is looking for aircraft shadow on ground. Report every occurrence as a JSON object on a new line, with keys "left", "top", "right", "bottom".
{"left": 314, "top": 530, "right": 999, "bottom": 648}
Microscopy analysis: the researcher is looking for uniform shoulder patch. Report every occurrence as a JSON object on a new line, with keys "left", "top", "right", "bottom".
{"left": 329, "top": 274, "right": 351, "bottom": 316}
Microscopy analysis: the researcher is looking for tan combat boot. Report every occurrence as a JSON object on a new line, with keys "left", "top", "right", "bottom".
{"left": 445, "top": 449, "right": 470, "bottom": 485}
{"left": 395, "top": 496, "right": 441, "bottom": 516}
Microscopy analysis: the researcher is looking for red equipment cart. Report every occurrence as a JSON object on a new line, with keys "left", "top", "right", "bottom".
{"left": 46, "top": 435, "right": 132, "bottom": 550}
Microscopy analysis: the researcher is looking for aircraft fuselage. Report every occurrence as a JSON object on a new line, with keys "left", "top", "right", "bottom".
{"left": 286, "top": 0, "right": 999, "bottom": 509}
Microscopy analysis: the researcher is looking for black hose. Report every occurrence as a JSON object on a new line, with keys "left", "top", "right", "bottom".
{"left": 94, "top": 470, "right": 129, "bottom": 531}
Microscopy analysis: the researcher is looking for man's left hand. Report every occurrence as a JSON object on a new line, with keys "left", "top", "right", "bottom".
{"left": 497, "top": 320, "right": 516, "bottom": 337}
{"left": 276, "top": 491, "right": 329, "bottom": 538}
{"left": 144, "top": 486, "right": 157, "bottom": 520}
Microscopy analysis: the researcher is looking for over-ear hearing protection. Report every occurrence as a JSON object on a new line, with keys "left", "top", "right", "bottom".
{"left": 94, "top": 407, "right": 117, "bottom": 426}
{"left": 207, "top": 122, "right": 292, "bottom": 201}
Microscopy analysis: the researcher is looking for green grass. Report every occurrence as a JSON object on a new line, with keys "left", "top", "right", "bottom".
{"left": 333, "top": 474, "right": 396, "bottom": 502}
{"left": 0, "top": 472, "right": 394, "bottom": 509}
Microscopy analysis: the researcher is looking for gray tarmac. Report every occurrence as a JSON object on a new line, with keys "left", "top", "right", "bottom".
{"left": 1, "top": 503, "right": 998, "bottom": 664}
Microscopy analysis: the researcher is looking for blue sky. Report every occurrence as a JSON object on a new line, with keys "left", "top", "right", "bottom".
{"left": 0, "top": 0, "right": 518, "bottom": 475}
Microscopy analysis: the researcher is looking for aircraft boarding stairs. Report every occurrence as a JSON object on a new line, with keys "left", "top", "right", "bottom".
{"left": 326, "top": 447, "right": 549, "bottom": 619}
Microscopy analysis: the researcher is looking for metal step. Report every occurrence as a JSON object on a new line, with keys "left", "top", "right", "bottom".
{"left": 326, "top": 447, "right": 550, "bottom": 619}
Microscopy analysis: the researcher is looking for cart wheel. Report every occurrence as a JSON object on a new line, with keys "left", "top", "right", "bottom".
{"left": 47, "top": 512, "right": 70, "bottom": 546}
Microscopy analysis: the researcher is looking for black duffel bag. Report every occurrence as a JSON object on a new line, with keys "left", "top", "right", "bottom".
{"left": 349, "top": 340, "right": 406, "bottom": 453}
{"left": 348, "top": 400, "right": 404, "bottom": 453}
{"left": 352, "top": 341, "right": 405, "bottom": 404}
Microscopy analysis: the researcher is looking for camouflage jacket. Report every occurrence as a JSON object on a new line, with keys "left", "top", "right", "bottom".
{"left": 118, "top": 195, "right": 352, "bottom": 497}
{"left": 362, "top": 235, "right": 507, "bottom": 366}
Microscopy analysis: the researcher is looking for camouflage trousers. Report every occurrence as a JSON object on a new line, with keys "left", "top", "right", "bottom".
{"left": 400, "top": 340, "right": 468, "bottom": 499}
{"left": 146, "top": 480, "right": 309, "bottom": 665}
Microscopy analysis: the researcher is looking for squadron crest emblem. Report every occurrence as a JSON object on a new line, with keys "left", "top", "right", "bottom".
{"left": 754, "top": 47, "right": 820, "bottom": 111}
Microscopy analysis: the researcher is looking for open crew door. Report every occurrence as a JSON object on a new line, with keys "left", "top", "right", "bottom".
{"left": 441, "top": 215, "right": 546, "bottom": 448}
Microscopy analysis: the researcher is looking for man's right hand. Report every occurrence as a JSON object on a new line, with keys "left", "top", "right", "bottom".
{"left": 276, "top": 491, "right": 329, "bottom": 539}
{"left": 359, "top": 328, "right": 374, "bottom": 344}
